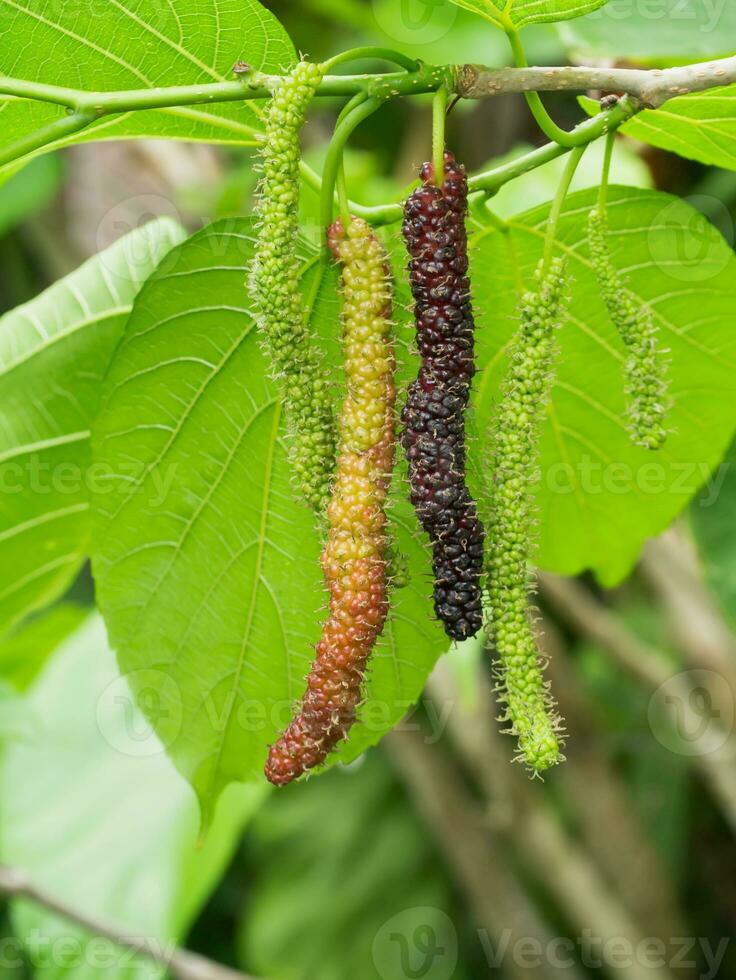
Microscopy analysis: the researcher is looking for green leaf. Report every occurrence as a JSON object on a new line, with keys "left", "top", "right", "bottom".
{"left": 560, "top": 1, "right": 736, "bottom": 61}
{"left": 624, "top": 85, "right": 736, "bottom": 171}
{"left": 91, "top": 219, "right": 447, "bottom": 825}
{"left": 0, "top": 604, "right": 85, "bottom": 691}
{"left": 0, "top": 613, "right": 265, "bottom": 980}
{"left": 0, "top": 0, "right": 295, "bottom": 169}
{"left": 0, "top": 217, "right": 185, "bottom": 635}
{"left": 448, "top": 0, "right": 610, "bottom": 30}
{"left": 471, "top": 187, "right": 736, "bottom": 585}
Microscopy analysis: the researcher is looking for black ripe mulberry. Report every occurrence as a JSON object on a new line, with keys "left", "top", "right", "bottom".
{"left": 400, "top": 150, "right": 485, "bottom": 642}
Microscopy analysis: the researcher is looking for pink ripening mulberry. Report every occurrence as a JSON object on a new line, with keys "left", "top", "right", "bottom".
{"left": 401, "top": 149, "right": 485, "bottom": 642}
{"left": 265, "top": 217, "right": 395, "bottom": 786}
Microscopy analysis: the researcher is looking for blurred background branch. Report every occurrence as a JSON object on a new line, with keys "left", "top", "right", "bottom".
{"left": 0, "top": 866, "right": 258, "bottom": 980}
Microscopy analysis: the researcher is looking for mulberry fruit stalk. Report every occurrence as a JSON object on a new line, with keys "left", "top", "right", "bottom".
{"left": 400, "top": 150, "right": 484, "bottom": 642}
{"left": 487, "top": 258, "right": 567, "bottom": 773}
{"left": 265, "top": 217, "right": 395, "bottom": 786}
{"left": 250, "top": 60, "right": 337, "bottom": 512}
{"left": 588, "top": 208, "right": 669, "bottom": 450}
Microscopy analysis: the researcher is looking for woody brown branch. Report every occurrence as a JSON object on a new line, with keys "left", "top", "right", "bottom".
{"left": 457, "top": 55, "right": 736, "bottom": 107}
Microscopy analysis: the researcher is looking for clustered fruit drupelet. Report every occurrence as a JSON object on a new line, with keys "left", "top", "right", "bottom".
{"left": 400, "top": 149, "right": 485, "bottom": 642}
{"left": 486, "top": 258, "right": 568, "bottom": 773}
{"left": 250, "top": 61, "right": 337, "bottom": 513}
{"left": 588, "top": 207, "right": 669, "bottom": 450}
{"left": 265, "top": 217, "right": 395, "bottom": 786}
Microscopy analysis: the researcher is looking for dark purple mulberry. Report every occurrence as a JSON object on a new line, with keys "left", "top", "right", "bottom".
{"left": 400, "top": 150, "right": 485, "bottom": 642}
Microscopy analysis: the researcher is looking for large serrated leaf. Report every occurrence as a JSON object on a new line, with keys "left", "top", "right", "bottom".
{"left": 624, "top": 84, "right": 736, "bottom": 171}
{"left": 470, "top": 187, "right": 736, "bottom": 586}
{"left": 90, "top": 219, "right": 447, "bottom": 825}
{"left": 0, "top": 217, "right": 185, "bottom": 635}
{"left": 0, "top": 0, "right": 294, "bottom": 170}
{"left": 449, "top": 0, "right": 610, "bottom": 30}
{"left": 0, "top": 614, "right": 265, "bottom": 980}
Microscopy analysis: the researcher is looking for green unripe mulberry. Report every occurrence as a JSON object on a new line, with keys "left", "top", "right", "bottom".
{"left": 486, "top": 258, "right": 566, "bottom": 773}
{"left": 588, "top": 208, "right": 669, "bottom": 451}
{"left": 250, "top": 61, "right": 337, "bottom": 513}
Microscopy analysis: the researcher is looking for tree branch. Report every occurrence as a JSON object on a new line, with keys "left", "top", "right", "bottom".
{"left": 0, "top": 53, "right": 733, "bottom": 218}
{"left": 0, "top": 111, "right": 96, "bottom": 168}
{"left": 0, "top": 865, "right": 258, "bottom": 980}
{"left": 0, "top": 53, "right": 734, "bottom": 117}
{"left": 537, "top": 616, "right": 690, "bottom": 944}
{"left": 386, "top": 726, "right": 587, "bottom": 980}
{"left": 424, "top": 661, "right": 675, "bottom": 980}
{"left": 642, "top": 527, "right": 736, "bottom": 712}
{"left": 457, "top": 55, "right": 736, "bottom": 107}
{"left": 540, "top": 572, "right": 736, "bottom": 835}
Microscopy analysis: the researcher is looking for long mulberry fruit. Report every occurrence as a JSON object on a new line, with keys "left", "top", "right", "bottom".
{"left": 588, "top": 207, "right": 669, "bottom": 450}
{"left": 265, "top": 217, "right": 395, "bottom": 786}
{"left": 250, "top": 60, "right": 337, "bottom": 512}
{"left": 487, "top": 258, "right": 567, "bottom": 773}
{"left": 400, "top": 150, "right": 484, "bottom": 642}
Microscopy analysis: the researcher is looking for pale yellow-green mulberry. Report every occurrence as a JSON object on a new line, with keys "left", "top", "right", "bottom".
{"left": 486, "top": 258, "right": 567, "bottom": 773}
{"left": 250, "top": 61, "right": 337, "bottom": 513}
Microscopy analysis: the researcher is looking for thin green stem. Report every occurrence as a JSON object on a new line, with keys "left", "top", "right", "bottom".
{"left": 0, "top": 70, "right": 430, "bottom": 115}
{"left": 432, "top": 86, "right": 448, "bottom": 184}
{"left": 336, "top": 90, "right": 370, "bottom": 125}
{"left": 322, "top": 47, "right": 420, "bottom": 73}
{"left": 299, "top": 159, "right": 401, "bottom": 224}
{"left": 300, "top": 97, "right": 635, "bottom": 229}
{"left": 320, "top": 96, "right": 383, "bottom": 235}
{"left": 0, "top": 110, "right": 96, "bottom": 168}
{"left": 542, "top": 144, "right": 586, "bottom": 274}
{"left": 334, "top": 91, "right": 369, "bottom": 224}
{"left": 598, "top": 129, "right": 616, "bottom": 210}
{"left": 468, "top": 97, "right": 636, "bottom": 196}
{"left": 336, "top": 160, "right": 350, "bottom": 225}
{"left": 507, "top": 29, "right": 591, "bottom": 148}
{"left": 476, "top": 202, "right": 509, "bottom": 234}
